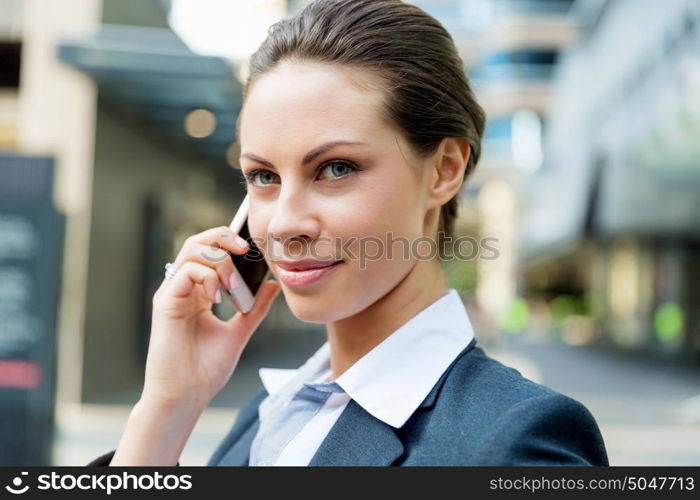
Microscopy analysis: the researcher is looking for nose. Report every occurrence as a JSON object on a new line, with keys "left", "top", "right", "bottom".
{"left": 266, "top": 188, "right": 321, "bottom": 257}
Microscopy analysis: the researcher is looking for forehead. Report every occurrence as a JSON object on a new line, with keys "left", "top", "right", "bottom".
{"left": 239, "top": 61, "right": 390, "bottom": 152}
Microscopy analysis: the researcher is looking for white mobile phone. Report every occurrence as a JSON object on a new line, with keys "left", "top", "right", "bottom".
{"left": 225, "top": 194, "right": 272, "bottom": 313}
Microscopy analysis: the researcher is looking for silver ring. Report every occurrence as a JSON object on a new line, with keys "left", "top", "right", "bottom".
{"left": 164, "top": 262, "right": 178, "bottom": 280}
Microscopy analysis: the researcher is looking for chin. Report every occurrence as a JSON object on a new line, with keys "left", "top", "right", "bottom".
{"left": 286, "top": 296, "right": 337, "bottom": 324}
{"left": 283, "top": 292, "right": 356, "bottom": 324}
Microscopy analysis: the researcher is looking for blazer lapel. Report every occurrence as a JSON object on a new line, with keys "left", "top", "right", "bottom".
{"left": 216, "top": 337, "right": 478, "bottom": 466}
{"left": 216, "top": 419, "right": 260, "bottom": 466}
{"left": 308, "top": 399, "right": 404, "bottom": 466}
{"left": 417, "top": 336, "right": 477, "bottom": 410}
{"left": 216, "top": 404, "right": 402, "bottom": 466}
{"left": 308, "top": 337, "right": 478, "bottom": 466}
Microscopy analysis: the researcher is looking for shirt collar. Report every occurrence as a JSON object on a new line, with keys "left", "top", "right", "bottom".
{"left": 258, "top": 288, "right": 475, "bottom": 428}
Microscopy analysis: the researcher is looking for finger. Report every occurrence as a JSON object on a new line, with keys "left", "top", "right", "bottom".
{"left": 172, "top": 228, "right": 251, "bottom": 289}
{"left": 164, "top": 261, "right": 221, "bottom": 303}
{"left": 173, "top": 243, "right": 238, "bottom": 291}
{"left": 226, "top": 280, "right": 281, "bottom": 338}
{"left": 181, "top": 226, "right": 250, "bottom": 256}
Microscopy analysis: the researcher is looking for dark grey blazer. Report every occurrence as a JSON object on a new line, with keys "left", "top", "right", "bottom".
{"left": 88, "top": 336, "right": 609, "bottom": 466}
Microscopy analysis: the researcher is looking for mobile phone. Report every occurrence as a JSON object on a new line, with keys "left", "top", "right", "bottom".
{"left": 225, "top": 194, "right": 272, "bottom": 313}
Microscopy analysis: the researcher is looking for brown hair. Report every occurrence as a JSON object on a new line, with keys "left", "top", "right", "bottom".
{"left": 237, "top": 0, "right": 485, "bottom": 254}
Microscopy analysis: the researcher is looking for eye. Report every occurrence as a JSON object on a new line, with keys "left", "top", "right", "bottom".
{"left": 317, "top": 160, "right": 359, "bottom": 180}
{"left": 243, "top": 169, "right": 280, "bottom": 187}
{"left": 241, "top": 160, "right": 360, "bottom": 188}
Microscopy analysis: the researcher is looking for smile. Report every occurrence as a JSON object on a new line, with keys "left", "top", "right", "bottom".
{"left": 274, "top": 260, "right": 344, "bottom": 287}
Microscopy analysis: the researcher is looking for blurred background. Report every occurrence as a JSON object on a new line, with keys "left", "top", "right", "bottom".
{"left": 0, "top": 0, "right": 698, "bottom": 466}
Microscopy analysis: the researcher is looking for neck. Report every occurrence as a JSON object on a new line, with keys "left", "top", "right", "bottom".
{"left": 326, "top": 258, "right": 447, "bottom": 380}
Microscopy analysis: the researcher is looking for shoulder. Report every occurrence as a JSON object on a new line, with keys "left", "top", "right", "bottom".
{"left": 441, "top": 342, "right": 562, "bottom": 409}
{"left": 400, "top": 342, "right": 609, "bottom": 465}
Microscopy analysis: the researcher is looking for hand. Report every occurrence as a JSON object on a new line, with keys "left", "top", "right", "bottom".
{"left": 141, "top": 225, "right": 280, "bottom": 411}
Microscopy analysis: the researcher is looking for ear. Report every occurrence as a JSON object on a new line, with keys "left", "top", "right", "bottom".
{"left": 426, "top": 137, "right": 471, "bottom": 209}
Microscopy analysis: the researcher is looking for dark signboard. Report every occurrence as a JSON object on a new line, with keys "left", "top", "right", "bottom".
{"left": 0, "top": 154, "right": 64, "bottom": 465}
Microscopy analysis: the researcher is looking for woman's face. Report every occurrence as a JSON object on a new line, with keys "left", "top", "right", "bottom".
{"left": 238, "top": 61, "right": 435, "bottom": 323}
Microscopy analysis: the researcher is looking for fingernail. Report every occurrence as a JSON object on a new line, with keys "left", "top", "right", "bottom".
{"left": 214, "top": 289, "right": 222, "bottom": 304}
{"left": 235, "top": 235, "right": 249, "bottom": 249}
{"left": 229, "top": 272, "right": 238, "bottom": 290}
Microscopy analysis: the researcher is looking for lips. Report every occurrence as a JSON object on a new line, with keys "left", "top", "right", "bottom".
{"left": 274, "top": 259, "right": 344, "bottom": 287}
{"left": 274, "top": 259, "right": 343, "bottom": 271}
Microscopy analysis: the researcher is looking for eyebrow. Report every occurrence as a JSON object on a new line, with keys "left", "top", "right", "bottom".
{"left": 240, "top": 140, "right": 367, "bottom": 169}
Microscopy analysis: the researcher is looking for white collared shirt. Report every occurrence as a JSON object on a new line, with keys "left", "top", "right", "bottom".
{"left": 254, "top": 288, "right": 475, "bottom": 466}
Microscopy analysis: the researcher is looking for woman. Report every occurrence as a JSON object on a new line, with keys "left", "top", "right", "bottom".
{"left": 89, "top": 0, "right": 608, "bottom": 466}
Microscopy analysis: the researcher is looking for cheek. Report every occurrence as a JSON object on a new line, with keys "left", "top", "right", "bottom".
{"left": 351, "top": 164, "right": 422, "bottom": 231}
{"left": 330, "top": 165, "right": 424, "bottom": 269}
{"left": 337, "top": 215, "right": 418, "bottom": 286}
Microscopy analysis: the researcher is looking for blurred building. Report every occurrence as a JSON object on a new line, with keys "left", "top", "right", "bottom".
{"left": 405, "top": 0, "right": 577, "bottom": 332}
{"left": 1, "top": 0, "right": 319, "bottom": 443}
{"left": 391, "top": 0, "right": 700, "bottom": 366}
{"left": 521, "top": 0, "right": 700, "bottom": 362}
{"left": 55, "top": 0, "right": 252, "bottom": 408}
